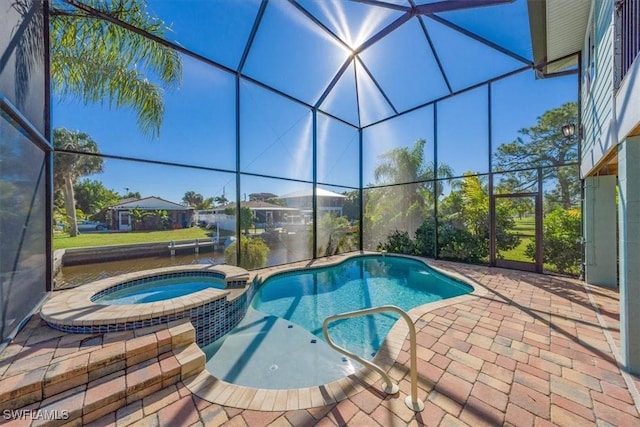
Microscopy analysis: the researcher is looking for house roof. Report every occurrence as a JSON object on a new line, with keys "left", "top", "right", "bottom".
{"left": 527, "top": 0, "right": 590, "bottom": 75}
{"left": 110, "top": 196, "right": 192, "bottom": 211}
{"left": 278, "top": 188, "right": 346, "bottom": 199}
{"left": 214, "top": 201, "right": 299, "bottom": 212}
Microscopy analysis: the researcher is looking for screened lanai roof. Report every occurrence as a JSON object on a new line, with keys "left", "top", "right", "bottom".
{"left": 65, "top": 0, "right": 572, "bottom": 130}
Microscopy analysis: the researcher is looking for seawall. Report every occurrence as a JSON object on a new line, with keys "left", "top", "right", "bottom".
{"left": 56, "top": 239, "right": 227, "bottom": 268}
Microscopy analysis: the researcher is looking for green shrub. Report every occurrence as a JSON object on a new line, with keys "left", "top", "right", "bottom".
{"left": 525, "top": 208, "right": 581, "bottom": 275}
{"left": 413, "top": 219, "right": 436, "bottom": 258}
{"left": 224, "top": 236, "right": 269, "bottom": 270}
{"left": 378, "top": 230, "right": 414, "bottom": 254}
{"left": 437, "top": 223, "right": 488, "bottom": 263}
{"left": 379, "top": 211, "right": 521, "bottom": 264}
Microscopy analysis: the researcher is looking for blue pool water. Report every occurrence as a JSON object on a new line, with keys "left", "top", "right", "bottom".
{"left": 252, "top": 255, "right": 472, "bottom": 358}
{"left": 203, "top": 255, "right": 472, "bottom": 389}
{"left": 94, "top": 276, "right": 226, "bottom": 305}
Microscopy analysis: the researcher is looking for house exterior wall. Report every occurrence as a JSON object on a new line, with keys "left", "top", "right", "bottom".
{"left": 109, "top": 209, "right": 193, "bottom": 231}
{"left": 580, "top": 0, "right": 616, "bottom": 177}
{"left": 583, "top": 175, "right": 617, "bottom": 287}
{"left": 578, "top": 0, "right": 640, "bottom": 373}
{"left": 581, "top": 0, "right": 640, "bottom": 176}
{"left": 616, "top": 48, "right": 640, "bottom": 141}
{"left": 618, "top": 135, "right": 640, "bottom": 374}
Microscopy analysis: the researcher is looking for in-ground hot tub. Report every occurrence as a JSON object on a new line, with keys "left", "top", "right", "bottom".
{"left": 92, "top": 273, "right": 228, "bottom": 305}
{"left": 41, "top": 264, "right": 250, "bottom": 346}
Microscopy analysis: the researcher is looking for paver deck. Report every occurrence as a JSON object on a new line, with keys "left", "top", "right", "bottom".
{"left": 2, "top": 259, "right": 639, "bottom": 426}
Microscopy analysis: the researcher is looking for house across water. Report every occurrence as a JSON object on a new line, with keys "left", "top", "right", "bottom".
{"left": 108, "top": 196, "right": 194, "bottom": 231}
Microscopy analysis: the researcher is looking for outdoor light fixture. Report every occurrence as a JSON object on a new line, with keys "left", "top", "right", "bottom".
{"left": 561, "top": 123, "right": 576, "bottom": 138}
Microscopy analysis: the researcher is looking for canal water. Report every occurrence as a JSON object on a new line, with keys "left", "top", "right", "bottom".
{"left": 55, "top": 240, "right": 301, "bottom": 289}
{"left": 55, "top": 250, "right": 226, "bottom": 289}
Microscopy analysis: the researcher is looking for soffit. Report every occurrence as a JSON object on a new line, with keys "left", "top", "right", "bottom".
{"left": 544, "top": 0, "right": 590, "bottom": 72}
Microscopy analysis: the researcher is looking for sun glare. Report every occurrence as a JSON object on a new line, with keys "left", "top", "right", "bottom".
{"left": 273, "top": 0, "right": 351, "bottom": 55}
{"left": 291, "top": 114, "right": 313, "bottom": 179}
{"left": 355, "top": 61, "right": 394, "bottom": 126}
{"left": 315, "top": 0, "right": 396, "bottom": 50}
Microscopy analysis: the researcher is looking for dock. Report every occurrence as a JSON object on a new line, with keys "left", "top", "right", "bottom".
{"left": 168, "top": 238, "right": 220, "bottom": 255}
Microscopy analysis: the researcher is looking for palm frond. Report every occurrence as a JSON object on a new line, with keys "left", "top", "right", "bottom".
{"left": 52, "top": 43, "right": 165, "bottom": 137}
{"left": 50, "top": 0, "right": 182, "bottom": 138}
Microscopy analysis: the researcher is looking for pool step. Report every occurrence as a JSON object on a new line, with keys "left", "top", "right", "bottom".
{"left": 0, "top": 318, "right": 205, "bottom": 425}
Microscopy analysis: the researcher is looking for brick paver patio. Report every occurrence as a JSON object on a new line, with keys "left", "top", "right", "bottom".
{"left": 2, "top": 259, "right": 639, "bottom": 426}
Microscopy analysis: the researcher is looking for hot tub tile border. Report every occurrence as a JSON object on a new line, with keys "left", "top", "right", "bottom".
{"left": 42, "top": 265, "right": 252, "bottom": 347}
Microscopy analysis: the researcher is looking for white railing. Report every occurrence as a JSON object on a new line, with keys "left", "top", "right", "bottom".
{"left": 322, "top": 305, "right": 425, "bottom": 411}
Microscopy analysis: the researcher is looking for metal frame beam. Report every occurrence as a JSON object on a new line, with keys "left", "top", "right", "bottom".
{"left": 288, "top": 0, "right": 353, "bottom": 52}
{"left": 237, "top": 0, "right": 268, "bottom": 73}
{"left": 354, "top": 13, "right": 413, "bottom": 55}
{"left": 433, "top": 103, "right": 439, "bottom": 259}
{"left": 488, "top": 83, "right": 496, "bottom": 265}
{"left": 312, "top": 109, "right": 318, "bottom": 258}
{"left": 361, "top": 65, "right": 530, "bottom": 130}
{"left": 358, "top": 128, "right": 364, "bottom": 250}
{"left": 235, "top": 76, "right": 242, "bottom": 266}
{"left": 349, "top": 0, "right": 410, "bottom": 13}
{"left": 355, "top": 57, "right": 398, "bottom": 115}
{"left": 315, "top": 57, "right": 354, "bottom": 110}
{"left": 416, "top": 14, "right": 453, "bottom": 94}
{"left": 353, "top": 61, "right": 362, "bottom": 128}
{"left": 414, "top": 0, "right": 514, "bottom": 15}
{"left": 425, "top": 14, "right": 532, "bottom": 66}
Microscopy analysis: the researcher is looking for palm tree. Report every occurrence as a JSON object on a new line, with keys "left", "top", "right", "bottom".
{"left": 53, "top": 128, "right": 103, "bottom": 236}
{"left": 49, "top": 0, "right": 182, "bottom": 138}
{"left": 215, "top": 194, "right": 229, "bottom": 207}
{"left": 47, "top": 1, "right": 182, "bottom": 236}
{"left": 182, "top": 191, "right": 203, "bottom": 207}
{"left": 370, "top": 139, "right": 454, "bottom": 236}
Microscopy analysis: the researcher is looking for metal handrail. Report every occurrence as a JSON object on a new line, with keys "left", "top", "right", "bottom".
{"left": 322, "top": 305, "right": 425, "bottom": 411}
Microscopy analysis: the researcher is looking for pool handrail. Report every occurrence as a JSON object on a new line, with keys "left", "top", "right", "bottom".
{"left": 322, "top": 305, "right": 425, "bottom": 412}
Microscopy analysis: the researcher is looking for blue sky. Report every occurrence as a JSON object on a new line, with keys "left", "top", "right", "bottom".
{"left": 52, "top": 0, "right": 577, "bottom": 204}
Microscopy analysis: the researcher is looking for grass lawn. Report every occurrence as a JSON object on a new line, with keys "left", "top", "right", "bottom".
{"left": 498, "top": 217, "right": 535, "bottom": 262}
{"left": 499, "top": 236, "right": 534, "bottom": 262}
{"left": 53, "top": 227, "right": 214, "bottom": 249}
{"left": 510, "top": 216, "right": 535, "bottom": 234}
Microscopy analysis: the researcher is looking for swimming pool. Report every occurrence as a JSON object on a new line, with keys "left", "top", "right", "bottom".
{"left": 203, "top": 255, "right": 473, "bottom": 389}
{"left": 254, "top": 255, "right": 471, "bottom": 357}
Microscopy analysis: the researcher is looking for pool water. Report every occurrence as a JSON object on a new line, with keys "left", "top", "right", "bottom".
{"left": 94, "top": 276, "right": 226, "bottom": 305}
{"left": 203, "top": 255, "right": 472, "bottom": 389}
{"left": 252, "top": 256, "right": 471, "bottom": 358}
